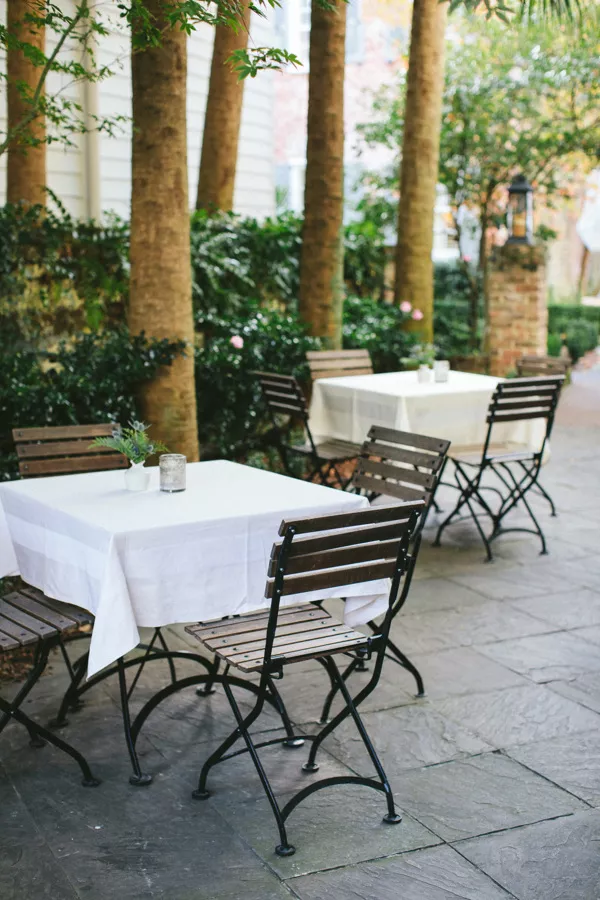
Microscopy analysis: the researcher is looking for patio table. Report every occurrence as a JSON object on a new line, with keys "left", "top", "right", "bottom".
{"left": 308, "top": 369, "right": 546, "bottom": 451}
{"left": 0, "top": 460, "right": 386, "bottom": 679}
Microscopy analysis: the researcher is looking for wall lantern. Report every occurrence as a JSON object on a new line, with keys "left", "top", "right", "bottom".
{"left": 506, "top": 174, "right": 534, "bottom": 245}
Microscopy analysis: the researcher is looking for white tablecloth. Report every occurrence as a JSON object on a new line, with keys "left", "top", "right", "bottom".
{"left": 309, "top": 370, "right": 545, "bottom": 451}
{"left": 0, "top": 461, "right": 390, "bottom": 678}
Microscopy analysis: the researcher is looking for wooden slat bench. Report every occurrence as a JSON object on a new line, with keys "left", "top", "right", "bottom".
{"left": 307, "top": 349, "right": 374, "bottom": 381}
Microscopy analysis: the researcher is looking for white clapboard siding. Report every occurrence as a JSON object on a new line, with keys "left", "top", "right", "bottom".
{"left": 0, "top": 1, "right": 275, "bottom": 220}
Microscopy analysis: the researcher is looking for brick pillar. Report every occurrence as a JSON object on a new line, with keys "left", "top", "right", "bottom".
{"left": 487, "top": 243, "right": 547, "bottom": 376}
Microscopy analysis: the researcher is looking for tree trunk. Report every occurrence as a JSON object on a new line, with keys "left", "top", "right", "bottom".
{"left": 196, "top": 2, "right": 251, "bottom": 211}
{"left": 298, "top": 0, "right": 346, "bottom": 348}
{"left": 394, "top": 0, "right": 447, "bottom": 341}
{"left": 129, "top": 0, "right": 199, "bottom": 460}
{"left": 6, "top": 0, "right": 46, "bottom": 206}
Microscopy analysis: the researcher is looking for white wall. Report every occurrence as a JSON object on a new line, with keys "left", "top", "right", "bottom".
{"left": 0, "top": 1, "right": 275, "bottom": 220}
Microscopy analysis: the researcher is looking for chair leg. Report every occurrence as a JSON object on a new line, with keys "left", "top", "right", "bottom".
{"left": 319, "top": 656, "right": 361, "bottom": 724}
{"left": 51, "top": 652, "right": 89, "bottom": 728}
{"left": 324, "top": 657, "right": 401, "bottom": 824}
{"left": 194, "top": 675, "right": 295, "bottom": 856}
{"left": 196, "top": 654, "right": 220, "bottom": 697}
{"left": 154, "top": 628, "right": 177, "bottom": 684}
{"left": 383, "top": 636, "right": 425, "bottom": 697}
{"left": 117, "top": 657, "right": 152, "bottom": 786}
{"left": 266, "top": 676, "right": 304, "bottom": 748}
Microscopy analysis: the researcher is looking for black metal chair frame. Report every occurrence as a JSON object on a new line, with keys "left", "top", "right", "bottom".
{"left": 433, "top": 376, "right": 564, "bottom": 561}
{"left": 318, "top": 426, "right": 450, "bottom": 709}
{"left": 0, "top": 594, "right": 100, "bottom": 787}
{"left": 182, "top": 501, "right": 423, "bottom": 856}
{"left": 254, "top": 371, "right": 359, "bottom": 488}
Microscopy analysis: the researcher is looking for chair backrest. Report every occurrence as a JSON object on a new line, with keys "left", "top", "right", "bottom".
{"left": 485, "top": 376, "right": 565, "bottom": 455}
{"left": 352, "top": 425, "right": 450, "bottom": 508}
{"left": 254, "top": 372, "right": 308, "bottom": 420}
{"left": 515, "top": 355, "right": 568, "bottom": 377}
{"left": 307, "top": 349, "right": 373, "bottom": 381}
{"left": 262, "top": 502, "right": 423, "bottom": 667}
{"left": 12, "top": 424, "right": 127, "bottom": 478}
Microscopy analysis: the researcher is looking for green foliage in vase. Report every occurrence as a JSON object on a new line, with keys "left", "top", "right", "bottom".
{"left": 90, "top": 421, "right": 169, "bottom": 464}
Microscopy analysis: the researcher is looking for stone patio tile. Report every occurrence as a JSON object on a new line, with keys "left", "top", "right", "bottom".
{"left": 215, "top": 785, "right": 440, "bottom": 878}
{"left": 392, "top": 752, "right": 585, "bottom": 842}
{"left": 508, "top": 731, "right": 600, "bottom": 806}
{"left": 322, "top": 705, "right": 491, "bottom": 775}
{"left": 291, "top": 844, "right": 513, "bottom": 900}
{"left": 570, "top": 625, "right": 600, "bottom": 646}
{"left": 433, "top": 683, "right": 600, "bottom": 748}
{"left": 409, "top": 647, "right": 528, "bottom": 700}
{"left": 549, "top": 671, "right": 600, "bottom": 714}
{"left": 401, "top": 578, "right": 491, "bottom": 615}
{"left": 477, "top": 631, "right": 600, "bottom": 683}
{"left": 457, "top": 809, "right": 600, "bottom": 900}
{"left": 0, "top": 766, "right": 79, "bottom": 900}
{"left": 389, "top": 601, "right": 553, "bottom": 655}
{"left": 448, "top": 565, "right": 579, "bottom": 603}
{"left": 509, "top": 587, "right": 600, "bottom": 630}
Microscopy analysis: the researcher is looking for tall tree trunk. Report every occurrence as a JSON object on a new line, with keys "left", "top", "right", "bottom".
{"left": 394, "top": 0, "right": 447, "bottom": 341}
{"left": 129, "top": 0, "right": 199, "bottom": 460}
{"left": 6, "top": 0, "right": 46, "bottom": 206}
{"left": 298, "top": 0, "right": 346, "bottom": 348}
{"left": 196, "top": 2, "right": 251, "bottom": 211}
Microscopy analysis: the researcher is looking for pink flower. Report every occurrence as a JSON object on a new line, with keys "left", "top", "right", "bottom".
{"left": 400, "top": 301, "right": 412, "bottom": 313}
{"left": 412, "top": 309, "right": 424, "bottom": 321}
{"left": 462, "top": 254, "right": 472, "bottom": 263}
{"left": 230, "top": 335, "right": 244, "bottom": 349}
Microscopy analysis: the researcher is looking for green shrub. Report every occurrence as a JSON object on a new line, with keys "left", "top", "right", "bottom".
{"left": 195, "top": 302, "right": 318, "bottom": 459}
{"left": 561, "top": 318, "right": 598, "bottom": 363}
{"left": 0, "top": 329, "right": 184, "bottom": 481}
{"left": 342, "top": 295, "right": 416, "bottom": 371}
{"left": 343, "top": 220, "right": 387, "bottom": 299}
{"left": 547, "top": 332, "right": 562, "bottom": 357}
{"left": 548, "top": 303, "right": 600, "bottom": 334}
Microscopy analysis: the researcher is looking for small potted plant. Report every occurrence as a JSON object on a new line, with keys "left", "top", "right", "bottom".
{"left": 90, "top": 421, "right": 168, "bottom": 492}
{"left": 403, "top": 343, "right": 437, "bottom": 383}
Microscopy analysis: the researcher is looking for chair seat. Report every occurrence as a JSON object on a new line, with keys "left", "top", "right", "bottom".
{"left": 290, "top": 438, "right": 362, "bottom": 461}
{"left": 0, "top": 588, "right": 93, "bottom": 653}
{"left": 451, "top": 443, "right": 536, "bottom": 466}
{"left": 186, "top": 604, "right": 370, "bottom": 672}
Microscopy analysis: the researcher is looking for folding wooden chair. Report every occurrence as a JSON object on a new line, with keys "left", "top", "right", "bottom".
{"left": 185, "top": 501, "right": 422, "bottom": 856}
{"left": 307, "top": 348, "right": 373, "bottom": 381}
{"left": 255, "top": 372, "right": 361, "bottom": 488}
{"left": 0, "top": 589, "right": 99, "bottom": 785}
{"left": 317, "top": 426, "right": 450, "bottom": 710}
{"left": 433, "top": 376, "right": 565, "bottom": 560}
{"left": 515, "top": 355, "right": 569, "bottom": 378}
{"left": 11, "top": 423, "right": 187, "bottom": 786}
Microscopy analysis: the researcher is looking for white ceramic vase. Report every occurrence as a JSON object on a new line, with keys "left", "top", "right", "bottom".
{"left": 124, "top": 460, "right": 150, "bottom": 492}
{"left": 417, "top": 365, "right": 432, "bottom": 384}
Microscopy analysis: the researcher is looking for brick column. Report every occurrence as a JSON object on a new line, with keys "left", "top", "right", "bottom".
{"left": 487, "top": 243, "right": 547, "bottom": 376}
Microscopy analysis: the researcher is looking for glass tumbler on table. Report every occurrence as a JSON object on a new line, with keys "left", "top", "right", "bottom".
{"left": 434, "top": 360, "right": 450, "bottom": 383}
{"left": 159, "top": 454, "right": 186, "bottom": 492}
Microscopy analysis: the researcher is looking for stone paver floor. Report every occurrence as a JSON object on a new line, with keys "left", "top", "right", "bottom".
{"left": 2, "top": 369, "right": 599, "bottom": 899}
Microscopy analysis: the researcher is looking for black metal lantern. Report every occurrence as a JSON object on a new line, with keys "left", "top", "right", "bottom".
{"left": 506, "top": 174, "right": 534, "bottom": 245}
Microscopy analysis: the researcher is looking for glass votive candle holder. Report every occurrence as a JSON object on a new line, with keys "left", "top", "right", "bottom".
{"left": 434, "top": 360, "right": 450, "bottom": 383}
{"left": 159, "top": 454, "right": 186, "bottom": 492}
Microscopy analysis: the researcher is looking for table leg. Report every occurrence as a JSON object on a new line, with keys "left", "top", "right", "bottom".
{"left": 117, "top": 656, "right": 152, "bottom": 786}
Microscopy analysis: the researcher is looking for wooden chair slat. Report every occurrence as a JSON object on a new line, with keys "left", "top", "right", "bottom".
{"left": 16, "top": 440, "right": 118, "bottom": 460}
{"left": 487, "top": 410, "right": 555, "bottom": 424}
{"left": 0, "top": 598, "right": 57, "bottom": 639}
{"left": 516, "top": 355, "right": 568, "bottom": 377}
{"left": 19, "top": 455, "right": 127, "bottom": 477}
{"left": 357, "top": 457, "right": 435, "bottom": 489}
{"left": 494, "top": 399, "right": 554, "bottom": 412}
{"left": 0, "top": 630, "right": 20, "bottom": 652}
{"left": 361, "top": 440, "right": 442, "bottom": 472}
{"left": 7, "top": 590, "right": 82, "bottom": 631}
{"left": 307, "top": 349, "right": 370, "bottom": 361}
{"left": 311, "top": 367, "right": 373, "bottom": 380}
{"left": 367, "top": 426, "right": 450, "bottom": 455}
{"left": 204, "top": 617, "right": 339, "bottom": 653}
{"left": 278, "top": 501, "right": 425, "bottom": 537}
{"left": 272, "top": 520, "right": 418, "bottom": 561}
{"left": 0, "top": 614, "right": 39, "bottom": 646}
{"left": 268, "top": 537, "right": 401, "bottom": 577}
{"left": 228, "top": 627, "right": 364, "bottom": 666}
{"left": 19, "top": 587, "right": 94, "bottom": 626}
{"left": 498, "top": 376, "right": 564, "bottom": 391}
{"left": 352, "top": 473, "right": 428, "bottom": 503}
{"left": 12, "top": 424, "right": 116, "bottom": 442}
{"left": 189, "top": 607, "right": 324, "bottom": 640}
{"left": 266, "top": 558, "right": 396, "bottom": 599}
